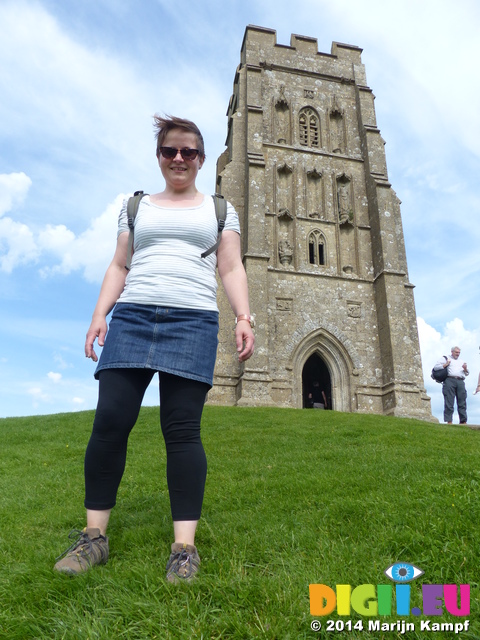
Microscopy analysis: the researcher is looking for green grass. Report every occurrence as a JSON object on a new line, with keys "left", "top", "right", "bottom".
{"left": 0, "top": 407, "right": 479, "bottom": 639}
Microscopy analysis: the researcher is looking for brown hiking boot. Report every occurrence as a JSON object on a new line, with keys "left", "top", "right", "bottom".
{"left": 166, "top": 542, "right": 200, "bottom": 583}
{"left": 54, "top": 527, "right": 109, "bottom": 575}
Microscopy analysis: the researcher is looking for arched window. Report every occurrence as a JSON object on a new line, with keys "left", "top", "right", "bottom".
{"left": 299, "top": 107, "right": 320, "bottom": 147}
{"left": 308, "top": 230, "right": 326, "bottom": 266}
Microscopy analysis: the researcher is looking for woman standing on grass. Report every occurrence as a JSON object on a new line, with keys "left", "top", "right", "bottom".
{"left": 54, "top": 115, "right": 255, "bottom": 582}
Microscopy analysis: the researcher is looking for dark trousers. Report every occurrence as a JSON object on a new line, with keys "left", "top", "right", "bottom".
{"left": 84, "top": 369, "right": 209, "bottom": 520}
{"left": 442, "top": 377, "right": 467, "bottom": 423}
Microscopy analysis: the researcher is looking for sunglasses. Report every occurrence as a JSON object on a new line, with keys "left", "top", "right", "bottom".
{"left": 159, "top": 146, "right": 200, "bottom": 161}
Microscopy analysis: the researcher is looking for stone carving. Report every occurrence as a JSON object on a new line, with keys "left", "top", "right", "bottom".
{"left": 347, "top": 302, "right": 362, "bottom": 317}
{"left": 279, "top": 239, "right": 293, "bottom": 265}
{"left": 329, "top": 95, "right": 345, "bottom": 153}
{"left": 277, "top": 162, "right": 293, "bottom": 175}
{"left": 275, "top": 85, "right": 290, "bottom": 144}
{"left": 307, "top": 168, "right": 322, "bottom": 179}
{"left": 278, "top": 208, "right": 293, "bottom": 219}
{"left": 337, "top": 177, "right": 353, "bottom": 225}
{"left": 277, "top": 162, "right": 294, "bottom": 218}
{"left": 306, "top": 168, "right": 322, "bottom": 219}
{"left": 276, "top": 298, "right": 293, "bottom": 311}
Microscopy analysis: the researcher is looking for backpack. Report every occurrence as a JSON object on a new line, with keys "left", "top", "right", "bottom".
{"left": 125, "top": 191, "right": 227, "bottom": 270}
{"left": 431, "top": 356, "right": 449, "bottom": 383}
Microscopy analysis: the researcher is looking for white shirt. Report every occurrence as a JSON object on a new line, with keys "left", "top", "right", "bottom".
{"left": 434, "top": 355, "right": 468, "bottom": 379}
{"left": 116, "top": 195, "right": 240, "bottom": 311}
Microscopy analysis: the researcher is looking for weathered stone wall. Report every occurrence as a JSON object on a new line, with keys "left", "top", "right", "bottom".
{"left": 209, "top": 25, "right": 433, "bottom": 421}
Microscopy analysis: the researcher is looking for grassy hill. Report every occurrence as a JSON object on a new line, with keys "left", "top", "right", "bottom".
{"left": 0, "top": 406, "right": 478, "bottom": 639}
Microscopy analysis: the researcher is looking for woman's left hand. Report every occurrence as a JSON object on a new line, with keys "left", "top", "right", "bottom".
{"left": 235, "top": 322, "right": 255, "bottom": 362}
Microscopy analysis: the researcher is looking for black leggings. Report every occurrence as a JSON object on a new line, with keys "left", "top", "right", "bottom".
{"left": 84, "top": 369, "right": 209, "bottom": 520}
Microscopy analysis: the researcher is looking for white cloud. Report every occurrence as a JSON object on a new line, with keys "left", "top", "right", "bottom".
{"left": 0, "top": 172, "right": 32, "bottom": 217}
{"left": 0, "top": 3, "right": 146, "bottom": 147}
{"left": 0, "top": 173, "right": 37, "bottom": 272}
{"left": 4, "top": 372, "right": 98, "bottom": 418}
{"left": 38, "top": 194, "right": 124, "bottom": 282}
{"left": 311, "top": 0, "right": 480, "bottom": 157}
{"left": 0, "top": 193, "right": 123, "bottom": 279}
{"left": 54, "top": 353, "right": 72, "bottom": 370}
{"left": 0, "top": 216, "right": 39, "bottom": 273}
{"left": 0, "top": 0, "right": 225, "bottom": 178}
{"left": 27, "top": 387, "right": 49, "bottom": 403}
{"left": 37, "top": 225, "right": 76, "bottom": 256}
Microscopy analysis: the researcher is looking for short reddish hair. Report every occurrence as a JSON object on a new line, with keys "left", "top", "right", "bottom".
{"left": 153, "top": 114, "right": 205, "bottom": 159}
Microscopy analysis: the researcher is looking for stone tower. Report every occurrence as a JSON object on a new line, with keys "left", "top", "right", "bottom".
{"left": 210, "top": 25, "right": 432, "bottom": 420}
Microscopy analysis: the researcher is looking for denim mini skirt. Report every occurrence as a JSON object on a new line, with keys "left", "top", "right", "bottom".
{"left": 94, "top": 303, "right": 219, "bottom": 387}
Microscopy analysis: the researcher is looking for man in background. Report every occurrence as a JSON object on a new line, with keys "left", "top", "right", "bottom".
{"left": 434, "top": 346, "right": 469, "bottom": 424}
{"left": 308, "top": 381, "right": 328, "bottom": 409}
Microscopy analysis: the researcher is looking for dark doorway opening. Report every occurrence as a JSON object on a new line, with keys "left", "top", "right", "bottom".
{"left": 302, "top": 353, "right": 332, "bottom": 409}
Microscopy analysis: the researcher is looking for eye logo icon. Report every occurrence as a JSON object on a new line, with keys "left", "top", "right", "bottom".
{"left": 384, "top": 562, "right": 424, "bottom": 583}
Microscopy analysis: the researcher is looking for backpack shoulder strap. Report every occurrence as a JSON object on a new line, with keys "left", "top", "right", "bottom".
{"left": 201, "top": 194, "right": 227, "bottom": 259}
{"left": 125, "top": 190, "right": 147, "bottom": 270}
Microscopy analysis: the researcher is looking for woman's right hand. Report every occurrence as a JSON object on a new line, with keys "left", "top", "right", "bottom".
{"left": 84, "top": 233, "right": 129, "bottom": 362}
{"left": 85, "top": 316, "right": 108, "bottom": 362}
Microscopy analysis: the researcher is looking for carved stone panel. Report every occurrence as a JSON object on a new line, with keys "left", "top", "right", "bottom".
{"left": 275, "top": 85, "right": 291, "bottom": 144}
{"left": 336, "top": 174, "right": 354, "bottom": 225}
{"left": 329, "top": 95, "right": 346, "bottom": 153}
{"left": 347, "top": 301, "right": 362, "bottom": 318}
{"left": 306, "top": 168, "right": 323, "bottom": 219}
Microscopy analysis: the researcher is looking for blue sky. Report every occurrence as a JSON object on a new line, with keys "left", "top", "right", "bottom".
{"left": 1, "top": 0, "right": 479, "bottom": 423}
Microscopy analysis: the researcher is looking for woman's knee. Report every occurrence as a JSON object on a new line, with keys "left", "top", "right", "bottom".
{"left": 93, "top": 369, "right": 154, "bottom": 437}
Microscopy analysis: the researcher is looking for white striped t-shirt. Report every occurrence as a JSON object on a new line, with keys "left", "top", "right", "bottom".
{"left": 116, "top": 195, "right": 240, "bottom": 311}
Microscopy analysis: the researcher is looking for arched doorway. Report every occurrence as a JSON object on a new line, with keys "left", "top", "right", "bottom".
{"left": 302, "top": 353, "right": 332, "bottom": 409}
{"left": 291, "top": 326, "right": 356, "bottom": 411}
